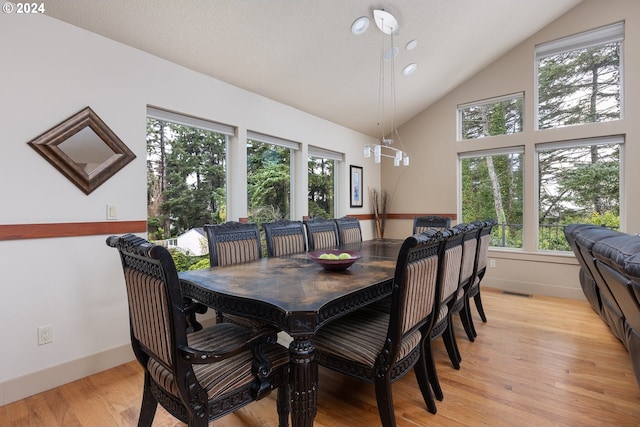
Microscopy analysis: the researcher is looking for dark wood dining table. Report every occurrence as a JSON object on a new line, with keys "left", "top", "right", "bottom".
{"left": 179, "top": 238, "right": 403, "bottom": 427}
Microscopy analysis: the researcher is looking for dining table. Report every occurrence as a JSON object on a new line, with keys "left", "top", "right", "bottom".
{"left": 179, "top": 238, "right": 404, "bottom": 427}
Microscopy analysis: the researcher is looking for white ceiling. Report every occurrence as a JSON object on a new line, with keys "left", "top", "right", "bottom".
{"left": 45, "top": 0, "right": 582, "bottom": 138}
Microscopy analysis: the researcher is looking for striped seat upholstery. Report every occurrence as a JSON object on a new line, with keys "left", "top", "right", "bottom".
{"left": 263, "top": 219, "right": 306, "bottom": 257}
{"left": 413, "top": 215, "right": 451, "bottom": 234}
{"left": 334, "top": 216, "right": 363, "bottom": 246}
{"left": 106, "top": 234, "right": 290, "bottom": 427}
{"left": 312, "top": 232, "right": 446, "bottom": 423}
{"left": 304, "top": 218, "right": 339, "bottom": 251}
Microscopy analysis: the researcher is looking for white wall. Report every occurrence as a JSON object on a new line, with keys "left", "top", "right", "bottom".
{"left": 382, "top": 0, "right": 640, "bottom": 299}
{"left": 0, "top": 12, "right": 380, "bottom": 404}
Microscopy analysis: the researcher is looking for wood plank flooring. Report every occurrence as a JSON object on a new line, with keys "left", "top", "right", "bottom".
{"left": 2, "top": 288, "right": 639, "bottom": 426}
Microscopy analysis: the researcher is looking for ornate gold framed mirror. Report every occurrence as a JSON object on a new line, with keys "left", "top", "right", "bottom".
{"left": 28, "top": 107, "right": 136, "bottom": 195}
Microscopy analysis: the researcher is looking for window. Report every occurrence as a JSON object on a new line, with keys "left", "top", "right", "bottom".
{"left": 460, "top": 148, "right": 524, "bottom": 248}
{"left": 458, "top": 93, "right": 523, "bottom": 140}
{"left": 308, "top": 146, "right": 341, "bottom": 218}
{"left": 537, "top": 136, "right": 622, "bottom": 251}
{"left": 146, "top": 108, "right": 231, "bottom": 241}
{"left": 536, "top": 22, "right": 623, "bottom": 130}
{"left": 246, "top": 131, "right": 299, "bottom": 222}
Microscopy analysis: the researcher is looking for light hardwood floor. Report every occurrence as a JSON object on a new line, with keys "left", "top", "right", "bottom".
{"left": 2, "top": 288, "right": 639, "bottom": 427}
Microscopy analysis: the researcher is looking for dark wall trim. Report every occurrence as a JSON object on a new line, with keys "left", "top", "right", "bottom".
{"left": 0, "top": 221, "right": 147, "bottom": 241}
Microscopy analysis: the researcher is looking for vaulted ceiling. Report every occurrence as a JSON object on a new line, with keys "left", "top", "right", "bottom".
{"left": 46, "top": 0, "right": 582, "bottom": 138}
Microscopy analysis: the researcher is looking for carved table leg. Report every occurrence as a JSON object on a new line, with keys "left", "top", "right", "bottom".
{"left": 289, "top": 336, "right": 317, "bottom": 427}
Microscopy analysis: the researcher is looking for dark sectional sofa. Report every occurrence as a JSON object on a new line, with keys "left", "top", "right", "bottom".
{"left": 564, "top": 224, "right": 640, "bottom": 386}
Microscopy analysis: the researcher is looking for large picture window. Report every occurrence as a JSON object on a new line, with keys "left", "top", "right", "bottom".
{"left": 308, "top": 146, "right": 340, "bottom": 219}
{"left": 246, "top": 131, "right": 298, "bottom": 223}
{"left": 460, "top": 148, "right": 524, "bottom": 248}
{"left": 146, "top": 107, "right": 230, "bottom": 241}
{"left": 537, "top": 136, "right": 622, "bottom": 251}
{"left": 536, "top": 22, "right": 623, "bottom": 130}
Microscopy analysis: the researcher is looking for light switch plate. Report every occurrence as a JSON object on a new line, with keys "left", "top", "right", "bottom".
{"left": 106, "top": 204, "right": 118, "bottom": 220}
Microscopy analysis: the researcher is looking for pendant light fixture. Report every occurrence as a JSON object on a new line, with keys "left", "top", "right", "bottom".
{"left": 359, "top": 9, "right": 411, "bottom": 167}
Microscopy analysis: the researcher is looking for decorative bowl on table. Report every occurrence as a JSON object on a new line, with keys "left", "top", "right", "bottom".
{"left": 308, "top": 250, "right": 362, "bottom": 271}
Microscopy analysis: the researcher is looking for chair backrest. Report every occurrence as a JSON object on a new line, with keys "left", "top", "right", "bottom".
{"left": 413, "top": 215, "right": 451, "bottom": 234}
{"left": 385, "top": 231, "right": 446, "bottom": 360}
{"left": 204, "top": 222, "right": 262, "bottom": 266}
{"left": 473, "top": 219, "right": 497, "bottom": 279}
{"left": 437, "top": 227, "right": 464, "bottom": 305}
{"left": 106, "top": 234, "right": 188, "bottom": 374}
{"left": 334, "top": 216, "right": 362, "bottom": 246}
{"left": 304, "top": 218, "right": 339, "bottom": 251}
{"left": 455, "top": 222, "right": 481, "bottom": 290}
{"left": 262, "top": 219, "right": 307, "bottom": 257}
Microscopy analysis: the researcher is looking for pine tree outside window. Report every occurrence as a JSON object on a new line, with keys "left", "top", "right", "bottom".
{"left": 308, "top": 146, "right": 340, "bottom": 219}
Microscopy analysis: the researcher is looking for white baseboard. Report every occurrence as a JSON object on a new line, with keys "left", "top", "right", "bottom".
{"left": 1, "top": 344, "right": 135, "bottom": 407}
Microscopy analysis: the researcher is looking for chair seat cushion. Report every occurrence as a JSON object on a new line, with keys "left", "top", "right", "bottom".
{"left": 312, "top": 308, "right": 421, "bottom": 367}
{"left": 148, "top": 324, "right": 289, "bottom": 400}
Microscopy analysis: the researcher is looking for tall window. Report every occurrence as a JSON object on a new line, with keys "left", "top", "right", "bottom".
{"left": 246, "top": 131, "right": 298, "bottom": 223}
{"left": 536, "top": 22, "right": 623, "bottom": 130}
{"left": 308, "top": 146, "right": 341, "bottom": 218}
{"left": 458, "top": 93, "right": 523, "bottom": 140}
{"left": 146, "top": 108, "right": 230, "bottom": 240}
{"left": 537, "top": 136, "right": 621, "bottom": 251}
{"left": 460, "top": 148, "right": 524, "bottom": 248}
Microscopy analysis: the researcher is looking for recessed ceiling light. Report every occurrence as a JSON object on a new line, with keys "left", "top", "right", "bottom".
{"left": 406, "top": 39, "right": 418, "bottom": 50}
{"left": 383, "top": 46, "right": 399, "bottom": 61}
{"left": 402, "top": 63, "right": 417, "bottom": 76}
{"left": 351, "top": 16, "right": 370, "bottom": 35}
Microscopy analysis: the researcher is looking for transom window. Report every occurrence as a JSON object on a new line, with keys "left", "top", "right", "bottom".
{"left": 458, "top": 93, "right": 523, "bottom": 141}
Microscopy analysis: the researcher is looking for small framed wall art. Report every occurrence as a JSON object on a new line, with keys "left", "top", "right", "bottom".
{"left": 350, "top": 165, "right": 363, "bottom": 208}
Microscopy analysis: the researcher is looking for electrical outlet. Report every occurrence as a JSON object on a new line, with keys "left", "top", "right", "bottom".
{"left": 489, "top": 259, "right": 496, "bottom": 268}
{"left": 38, "top": 326, "right": 53, "bottom": 345}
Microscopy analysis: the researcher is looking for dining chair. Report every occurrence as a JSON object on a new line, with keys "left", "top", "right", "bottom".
{"left": 106, "top": 234, "right": 290, "bottom": 427}
{"left": 204, "top": 221, "right": 266, "bottom": 329}
{"left": 312, "top": 231, "right": 447, "bottom": 424}
{"left": 413, "top": 215, "right": 451, "bottom": 234}
{"left": 447, "top": 222, "right": 481, "bottom": 365}
{"left": 461, "top": 219, "right": 498, "bottom": 341}
{"left": 334, "top": 215, "right": 363, "bottom": 246}
{"left": 262, "top": 219, "right": 307, "bottom": 257}
{"left": 423, "top": 227, "right": 464, "bottom": 401}
{"left": 303, "top": 217, "right": 339, "bottom": 251}
{"left": 204, "top": 221, "right": 262, "bottom": 266}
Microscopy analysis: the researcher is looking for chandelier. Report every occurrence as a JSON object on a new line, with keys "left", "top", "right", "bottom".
{"left": 355, "top": 9, "right": 413, "bottom": 167}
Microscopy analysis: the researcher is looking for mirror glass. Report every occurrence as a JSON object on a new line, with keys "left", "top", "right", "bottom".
{"left": 59, "top": 127, "right": 117, "bottom": 174}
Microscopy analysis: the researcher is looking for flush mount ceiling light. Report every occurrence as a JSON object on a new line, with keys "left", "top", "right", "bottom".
{"left": 402, "top": 63, "right": 417, "bottom": 76}
{"left": 351, "top": 16, "right": 370, "bottom": 35}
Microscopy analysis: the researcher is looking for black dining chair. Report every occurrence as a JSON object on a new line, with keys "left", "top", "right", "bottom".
{"left": 423, "top": 227, "right": 464, "bottom": 401}
{"left": 106, "top": 234, "right": 290, "bottom": 427}
{"left": 262, "top": 219, "right": 307, "bottom": 257}
{"left": 461, "top": 219, "right": 498, "bottom": 341}
{"left": 303, "top": 217, "right": 339, "bottom": 251}
{"left": 447, "top": 222, "right": 481, "bottom": 365}
{"left": 204, "top": 221, "right": 266, "bottom": 329}
{"left": 413, "top": 215, "right": 451, "bottom": 234}
{"left": 312, "top": 231, "right": 447, "bottom": 424}
{"left": 334, "top": 216, "right": 363, "bottom": 246}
